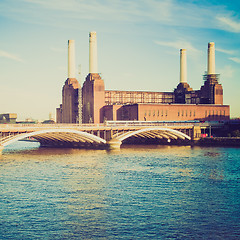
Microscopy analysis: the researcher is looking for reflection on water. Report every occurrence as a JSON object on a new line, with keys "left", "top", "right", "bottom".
{"left": 1, "top": 142, "right": 240, "bottom": 239}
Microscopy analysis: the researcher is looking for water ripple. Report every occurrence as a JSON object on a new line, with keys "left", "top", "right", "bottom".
{"left": 0, "top": 143, "right": 240, "bottom": 239}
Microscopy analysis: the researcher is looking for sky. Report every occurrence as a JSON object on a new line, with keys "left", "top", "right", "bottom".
{"left": 0, "top": 0, "right": 240, "bottom": 121}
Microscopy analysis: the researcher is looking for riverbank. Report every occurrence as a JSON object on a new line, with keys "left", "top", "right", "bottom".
{"left": 195, "top": 137, "right": 240, "bottom": 147}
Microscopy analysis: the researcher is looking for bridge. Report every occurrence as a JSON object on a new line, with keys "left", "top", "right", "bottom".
{"left": 0, "top": 121, "right": 220, "bottom": 154}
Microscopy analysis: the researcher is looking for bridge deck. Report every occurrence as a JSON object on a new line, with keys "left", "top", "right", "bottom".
{"left": 0, "top": 122, "right": 202, "bottom": 131}
{"left": 0, "top": 122, "right": 223, "bottom": 152}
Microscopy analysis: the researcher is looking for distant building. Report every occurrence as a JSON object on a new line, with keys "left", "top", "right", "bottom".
{"left": 16, "top": 119, "right": 38, "bottom": 124}
{"left": 56, "top": 34, "right": 229, "bottom": 123}
{"left": 0, "top": 113, "right": 17, "bottom": 124}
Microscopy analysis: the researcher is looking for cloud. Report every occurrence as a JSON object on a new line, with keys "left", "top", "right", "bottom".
{"left": 155, "top": 40, "right": 200, "bottom": 53}
{"left": 50, "top": 47, "right": 65, "bottom": 53}
{"left": 229, "top": 57, "right": 240, "bottom": 64}
{"left": 0, "top": 50, "right": 24, "bottom": 62}
{"left": 216, "top": 48, "right": 235, "bottom": 55}
{"left": 21, "top": 0, "right": 173, "bottom": 23}
{"left": 216, "top": 48, "right": 240, "bottom": 65}
{"left": 0, "top": 1, "right": 224, "bottom": 26}
{"left": 219, "top": 65, "right": 234, "bottom": 78}
{"left": 216, "top": 16, "right": 240, "bottom": 33}
{"left": 1, "top": 0, "right": 240, "bottom": 35}
{"left": 57, "top": 66, "right": 66, "bottom": 71}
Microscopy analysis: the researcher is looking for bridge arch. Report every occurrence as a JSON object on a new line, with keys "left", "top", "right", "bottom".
{"left": 1, "top": 129, "right": 106, "bottom": 148}
{"left": 114, "top": 127, "right": 191, "bottom": 142}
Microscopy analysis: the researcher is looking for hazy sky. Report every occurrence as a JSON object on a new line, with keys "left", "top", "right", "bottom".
{"left": 0, "top": 0, "right": 240, "bottom": 120}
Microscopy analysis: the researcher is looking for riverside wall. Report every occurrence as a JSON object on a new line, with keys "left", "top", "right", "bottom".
{"left": 196, "top": 137, "right": 240, "bottom": 147}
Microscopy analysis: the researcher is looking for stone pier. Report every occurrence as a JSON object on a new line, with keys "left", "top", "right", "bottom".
{"left": 107, "top": 139, "right": 122, "bottom": 150}
{"left": 192, "top": 126, "right": 201, "bottom": 140}
{"left": 0, "top": 145, "right": 4, "bottom": 155}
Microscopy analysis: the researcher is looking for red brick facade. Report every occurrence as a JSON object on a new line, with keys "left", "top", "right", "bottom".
{"left": 57, "top": 74, "right": 229, "bottom": 123}
{"left": 82, "top": 73, "right": 105, "bottom": 123}
{"left": 102, "top": 104, "right": 229, "bottom": 122}
{"left": 56, "top": 78, "right": 80, "bottom": 123}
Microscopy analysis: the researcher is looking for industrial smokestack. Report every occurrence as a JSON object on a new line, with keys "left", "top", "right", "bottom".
{"left": 68, "top": 40, "right": 76, "bottom": 78}
{"left": 89, "top": 32, "right": 98, "bottom": 73}
{"left": 207, "top": 42, "right": 215, "bottom": 74}
{"left": 180, "top": 49, "right": 187, "bottom": 83}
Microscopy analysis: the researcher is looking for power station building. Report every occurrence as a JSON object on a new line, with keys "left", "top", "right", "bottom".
{"left": 56, "top": 32, "right": 230, "bottom": 124}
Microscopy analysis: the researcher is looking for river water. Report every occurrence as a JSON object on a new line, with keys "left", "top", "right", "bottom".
{"left": 0, "top": 142, "right": 240, "bottom": 239}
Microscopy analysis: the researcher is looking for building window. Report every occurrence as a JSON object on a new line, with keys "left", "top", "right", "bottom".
{"left": 186, "top": 110, "right": 187, "bottom": 116}
{"left": 149, "top": 110, "right": 151, "bottom": 116}
{"left": 144, "top": 111, "right": 147, "bottom": 117}
{"left": 190, "top": 110, "right": 192, "bottom": 117}
{"left": 182, "top": 110, "right": 184, "bottom": 116}
{"left": 209, "top": 110, "right": 211, "bottom": 116}
{"left": 220, "top": 110, "right": 222, "bottom": 116}
{"left": 193, "top": 110, "right": 195, "bottom": 117}
{"left": 166, "top": 110, "right": 168, "bottom": 116}
{"left": 161, "top": 110, "right": 163, "bottom": 116}
{"left": 223, "top": 110, "right": 225, "bottom": 116}
{"left": 157, "top": 110, "right": 159, "bottom": 116}
{"left": 153, "top": 110, "right": 155, "bottom": 116}
{"left": 205, "top": 110, "right": 207, "bottom": 117}
{"left": 178, "top": 111, "right": 180, "bottom": 117}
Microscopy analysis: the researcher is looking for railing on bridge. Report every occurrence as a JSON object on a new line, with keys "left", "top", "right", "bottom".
{"left": 105, "top": 120, "right": 226, "bottom": 129}
{"left": 1, "top": 120, "right": 224, "bottom": 127}
{"left": 105, "top": 120, "right": 201, "bottom": 127}
{"left": 0, "top": 120, "right": 225, "bottom": 132}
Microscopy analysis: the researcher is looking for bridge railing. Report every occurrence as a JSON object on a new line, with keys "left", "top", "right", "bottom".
{"left": 0, "top": 121, "right": 224, "bottom": 130}
{"left": 105, "top": 121, "right": 199, "bottom": 127}
{"left": 0, "top": 123, "right": 104, "bottom": 130}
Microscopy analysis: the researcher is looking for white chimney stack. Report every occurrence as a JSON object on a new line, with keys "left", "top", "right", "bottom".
{"left": 68, "top": 40, "right": 76, "bottom": 78}
{"left": 207, "top": 42, "right": 215, "bottom": 74}
{"left": 180, "top": 49, "right": 187, "bottom": 83}
{"left": 89, "top": 32, "right": 98, "bottom": 73}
